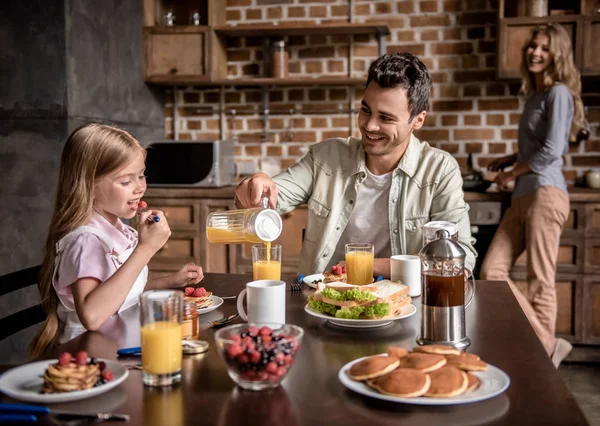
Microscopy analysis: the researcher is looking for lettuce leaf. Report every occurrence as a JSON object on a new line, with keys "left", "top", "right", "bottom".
{"left": 335, "top": 306, "right": 364, "bottom": 319}
{"left": 362, "top": 303, "right": 389, "bottom": 318}
{"left": 308, "top": 296, "right": 338, "bottom": 316}
{"left": 322, "top": 287, "right": 375, "bottom": 302}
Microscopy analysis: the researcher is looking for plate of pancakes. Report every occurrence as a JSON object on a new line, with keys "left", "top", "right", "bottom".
{"left": 196, "top": 295, "right": 224, "bottom": 315}
{"left": 338, "top": 345, "right": 510, "bottom": 405}
{"left": 0, "top": 359, "right": 128, "bottom": 404}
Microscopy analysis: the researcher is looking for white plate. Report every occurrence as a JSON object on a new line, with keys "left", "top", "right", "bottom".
{"left": 303, "top": 273, "right": 325, "bottom": 289}
{"left": 0, "top": 359, "right": 129, "bottom": 404}
{"left": 197, "top": 295, "right": 224, "bottom": 315}
{"left": 339, "top": 354, "right": 510, "bottom": 405}
{"left": 304, "top": 303, "right": 416, "bottom": 328}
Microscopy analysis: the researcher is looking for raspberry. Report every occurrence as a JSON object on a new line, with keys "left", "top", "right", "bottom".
{"left": 230, "top": 334, "right": 242, "bottom": 343}
{"left": 284, "top": 354, "right": 293, "bottom": 366}
{"left": 266, "top": 361, "right": 278, "bottom": 374}
{"left": 276, "top": 366, "right": 287, "bottom": 377}
{"left": 249, "top": 350, "right": 261, "bottom": 364}
{"left": 184, "top": 287, "right": 195, "bottom": 296}
{"left": 75, "top": 351, "right": 88, "bottom": 366}
{"left": 257, "top": 372, "right": 269, "bottom": 381}
{"left": 138, "top": 201, "right": 148, "bottom": 210}
{"left": 259, "top": 326, "right": 272, "bottom": 336}
{"left": 274, "top": 352, "right": 285, "bottom": 363}
{"left": 102, "top": 370, "right": 114, "bottom": 381}
{"left": 237, "top": 354, "right": 249, "bottom": 364}
{"left": 193, "top": 287, "right": 207, "bottom": 298}
{"left": 261, "top": 335, "right": 272, "bottom": 344}
{"left": 226, "top": 343, "right": 243, "bottom": 358}
{"left": 247, "top": 326, "right": 259, "bottom": 336}
{"left": 342, "top": 266, "right": 347, "bottom": 274}
{"left": 58, "top": 352, "right": 72, "bottom": 367}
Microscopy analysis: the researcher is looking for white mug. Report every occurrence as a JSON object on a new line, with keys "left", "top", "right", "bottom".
{"left": 390, "top": 255, "right": 421, "bottom": 297}
{"left": 237, "top": 280, "right": 286, "bottom": 324}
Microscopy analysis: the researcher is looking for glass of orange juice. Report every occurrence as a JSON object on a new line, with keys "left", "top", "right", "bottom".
{"left": 140, "top": 290, "right": 183, "bottom": 386}
{"left": 252, "top": 244, "right": 282, "bottom": 280}
{"left": 345, "top": 243, "right": 374, "bottom": 285}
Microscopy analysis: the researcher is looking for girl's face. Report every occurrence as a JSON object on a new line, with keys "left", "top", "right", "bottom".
{"left": 526, "top": 32, "right": 553, "bottom": 74}
{"left": 93, "top": 150, "right": 146, "bottom": 226}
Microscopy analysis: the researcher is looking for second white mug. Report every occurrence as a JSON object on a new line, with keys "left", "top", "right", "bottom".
{"left": 237, "top": 280, "right": 286, "bottom": 324}
{"left": 390, "top": 255, "right": 421, "bottom": 297}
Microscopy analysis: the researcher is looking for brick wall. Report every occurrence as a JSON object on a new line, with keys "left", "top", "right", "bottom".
{"left": 164, "top": 0, "right": 600, "bottom": 182}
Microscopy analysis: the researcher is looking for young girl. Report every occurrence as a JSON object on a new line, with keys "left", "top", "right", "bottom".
{"left": 481, "top": 24, "right": 583, "bottom": 367}
{"left": 31, "top": 123, "right": 204, "bottom": 357}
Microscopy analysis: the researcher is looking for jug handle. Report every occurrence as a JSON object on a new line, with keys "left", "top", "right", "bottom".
{"left": 465, "top": 272, "right": 476, "bottom": 309}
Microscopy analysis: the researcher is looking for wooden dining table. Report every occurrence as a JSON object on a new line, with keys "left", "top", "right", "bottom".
{"left": 0, "top": 274, "right": 589, "bottom": 425}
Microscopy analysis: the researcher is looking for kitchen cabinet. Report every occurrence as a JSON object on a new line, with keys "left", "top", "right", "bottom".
{"left": 497, "top": 0, "right": 600, "bottom": 79}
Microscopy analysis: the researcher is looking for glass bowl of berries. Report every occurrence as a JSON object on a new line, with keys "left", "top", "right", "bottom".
{"left": 215, "top": 323, "right": 304, "bottom": 391}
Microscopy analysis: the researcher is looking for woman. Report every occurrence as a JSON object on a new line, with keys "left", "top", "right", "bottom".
{"left": 481, "top": 23, "right": 584, "bottom": 367}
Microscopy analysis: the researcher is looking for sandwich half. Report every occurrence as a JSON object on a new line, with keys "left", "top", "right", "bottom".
{"left": 308, "top": 280, "right": 410, "bottom": 320}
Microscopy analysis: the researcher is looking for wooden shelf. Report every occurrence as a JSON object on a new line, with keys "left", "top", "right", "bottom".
{"left": 153, "top": 76, "right": 367, "bottom": 86}
{"left": 213, "top": 22, "right": 390, "bottom": 37}
{"left": 500, "top": 15, "right": 580, "bottom": 25}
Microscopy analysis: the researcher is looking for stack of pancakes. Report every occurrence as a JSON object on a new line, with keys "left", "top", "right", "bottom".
{"left": 185, "top": 291, "right": 213, "bottom": 309}
{"left": 347, "top": 344, "right": 487, "bottom": 398}
{"left": 41, "top": 362, "right": 101, "bottom": 393}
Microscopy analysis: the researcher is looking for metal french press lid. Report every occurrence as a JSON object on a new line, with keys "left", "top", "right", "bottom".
{"left": 419, "top": 230, "right": 466, "bottom": 260}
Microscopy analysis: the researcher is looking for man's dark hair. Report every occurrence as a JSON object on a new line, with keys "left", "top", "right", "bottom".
{"left": 366, "top": 52, "right": 432, "bottom": 122}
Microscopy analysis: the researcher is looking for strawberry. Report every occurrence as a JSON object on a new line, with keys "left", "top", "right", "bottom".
{"left": 193, "top": 287, "right": 207, "bottom": 298}
{"left": 226, "top": 343, "right": 243, "bottom": 358}
{"left": 249, "top": 350, "right": 261, "bottom": 364}
{"left": 247, "top": 326, "right": 259, "bottom": 336}
{"left": 102, "top": 370, "right": 114, "bottom": 381}
{"left": 276, "top": 366, "right": 287, "bottom": 377}
{"left": 261, "top": 335, "right": 272, "bottom": 344}
{"left": 58, "top": 352, "right": 72, "bottom": 367}
{"left": 75, "top": 351, "right": 88, "bottom": 366}
{"left": 259, "top": 326, "right": 272, "bottom": 336}
{"left": 184, "top": 287, "right": 195, "bottom": 296}
{"left": 266, "top": 361, "right": 278, "bottom": 374}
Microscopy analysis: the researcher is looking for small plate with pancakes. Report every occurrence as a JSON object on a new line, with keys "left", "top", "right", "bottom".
{"left": 0, "top": 359, "right": 128, "bottom": 404}
{"left": 196, "top": 295, "right": 224, "bottom": 315}
{"left": 338, "top": 345, "right": 510, "bottom": 405}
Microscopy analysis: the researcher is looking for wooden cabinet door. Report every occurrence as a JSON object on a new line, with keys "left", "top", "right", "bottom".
{"left": 583, "top": 16, "right": 600, "bottom": 76}
{"left": 497, "top": 17, "right": 580, "bottom": 79}
{"left": 144, "top": 28, "right": 209, "bottom": 83}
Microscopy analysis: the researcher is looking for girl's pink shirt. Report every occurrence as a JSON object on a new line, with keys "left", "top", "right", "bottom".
{"left": 54, "top": 212, "right": 138, "bottom": 310}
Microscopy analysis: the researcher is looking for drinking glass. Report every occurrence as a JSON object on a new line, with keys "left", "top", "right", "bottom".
{"left": 140, "top": 290, "right": 183, "bottom": 386}
{"left": 252, "top": 244, "right": 282, "bottom": 280}
{"left": 345, "top": 243, "right": 374, "bottom": 285}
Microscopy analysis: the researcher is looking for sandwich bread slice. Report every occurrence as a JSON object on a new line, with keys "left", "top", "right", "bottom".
{"left": 308, "top": 280, "right": 411, "bottom": 320}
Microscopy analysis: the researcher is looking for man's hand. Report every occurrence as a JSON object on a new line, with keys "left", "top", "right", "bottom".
{"left": 235, "top": 173, "right": 279, "bottom": 209}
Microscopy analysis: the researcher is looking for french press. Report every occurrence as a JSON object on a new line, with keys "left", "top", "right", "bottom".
{"left": 417, "top": 230, "right": 472, "bottom": 349}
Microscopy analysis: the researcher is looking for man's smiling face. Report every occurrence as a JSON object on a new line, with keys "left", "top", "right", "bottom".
{"left": 358, "top": 81, "right": 425, "bottom": 159}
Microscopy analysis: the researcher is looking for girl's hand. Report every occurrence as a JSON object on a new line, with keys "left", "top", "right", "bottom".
{"left": 173, "top": 262, "right": 204, "bottom": 287}
{"left": 487, "top": 154, "right": 516, "bottom": 171}
{"left": 137, "top": 210, "right": 171, "bottom": 255}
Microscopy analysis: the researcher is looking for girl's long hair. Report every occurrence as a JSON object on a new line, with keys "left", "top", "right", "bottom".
{"left": 30, "top": 123, "right": 145, "bottom": 358}
{"left": 519, "top": 23, "right": 584, "bottom": 142}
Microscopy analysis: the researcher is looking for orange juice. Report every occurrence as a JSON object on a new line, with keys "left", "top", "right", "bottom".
{"left": 141, "top": 321, "right": 182, "bottom": 375}
{"left": 253, "top": 260, "right": 281, "bottom": 280}
{"left": 346, "top": 251, "right": 374, "bottom": 285}
{"left": 207, "top": 226, "right": 263, "bottom": 244}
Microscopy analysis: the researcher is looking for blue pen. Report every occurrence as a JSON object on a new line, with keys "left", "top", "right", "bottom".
{"left": 148, "top": 215, "right": 160, "bottom": 223}
{"left": 297, "top": 274, "right": 305, "bottom": 284}
{"left": 117, "top": 346, "right": 142, "bottom": 356}
{"left": 376, "top": 275, "right": 383, "bottom": 282}
{"left": 0, "top": 414, "right": 37, "bottom": 423}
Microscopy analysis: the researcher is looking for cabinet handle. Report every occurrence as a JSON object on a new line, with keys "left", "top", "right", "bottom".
{"left": 169, "top": 67, "right": 178, "bottom": 75}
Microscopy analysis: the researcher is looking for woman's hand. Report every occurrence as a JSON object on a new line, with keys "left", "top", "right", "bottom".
{"left": 172, "top": 262, "right": 204, "bottom": 287}
{"left": 137, "top": 210, "right": 171, "bottom": 255}
{"left": 487, "top": 153, "right": 517, "bottom": 172}
{"left": 495, "top": 171, "right": 515, "bottom": 191}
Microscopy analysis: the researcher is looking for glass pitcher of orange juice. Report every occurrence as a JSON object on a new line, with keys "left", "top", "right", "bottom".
{"left": 207, "top": 196, "right": 282, "bottom": 244}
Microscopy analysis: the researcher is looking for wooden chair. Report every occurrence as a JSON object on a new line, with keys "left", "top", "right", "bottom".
{"left": 0, "top": 265, "right": 45, "bottom": 341}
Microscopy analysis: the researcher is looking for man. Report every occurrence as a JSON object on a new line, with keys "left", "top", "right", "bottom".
{"left": 235, "top": 53, "right": 476, "bottom": 276}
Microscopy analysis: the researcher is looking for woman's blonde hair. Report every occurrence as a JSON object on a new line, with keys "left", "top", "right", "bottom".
{"left": 520, "top": 23, "right": 584, "bottom": 142}
{"left": 30, "top": 123, "right": 145, "bottom": 358}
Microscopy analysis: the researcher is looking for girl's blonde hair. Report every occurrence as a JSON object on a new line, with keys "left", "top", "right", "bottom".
{"left": 30, "top": 123, "right": 145, "bottom": 358}
{"left": 519, "top": 23, "right": 584, "bottom": 142}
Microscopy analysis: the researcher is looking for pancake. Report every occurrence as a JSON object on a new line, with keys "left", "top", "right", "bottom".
{"left": 413, "top": 344, "right": 460, "bottom": 356}
{"left": 368, "top": 368, "right": 431, "bottom": 398}
{"left": 424, "top": 365, "right": 468, "bottom": 398}
{"left": 42, "top": 362, "right": 100, "bottom": 393}
{"left": 465, "top": 373, "right": 480, "bottom": 392}
{"left": 445, "top": 353, "right": 488, "bottom": 371}
{"left": 348, "top": 355, "right": 400, "bottom": 381}
{"left": 386, "top": 347, "right": 409, "bottom": 359}
{"left": 399, "top": 352, "right": 447, "bottom": 373}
